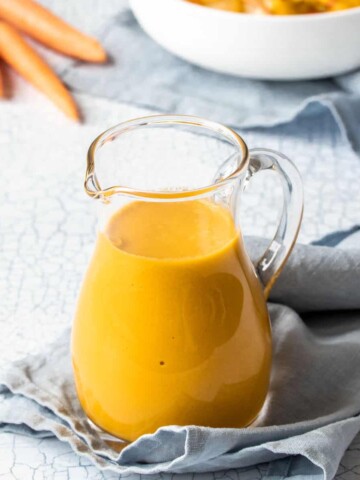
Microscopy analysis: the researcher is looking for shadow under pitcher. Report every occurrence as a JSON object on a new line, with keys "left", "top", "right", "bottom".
{"left": 71, "top": 115, "right": 303, "bottom": 443}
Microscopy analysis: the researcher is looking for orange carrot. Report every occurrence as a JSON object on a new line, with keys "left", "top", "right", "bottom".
{"left": 0, "top": 0, "right": 106, "bottom": 63}
{"left": 0, "top": 61, "right": 4, "bottom": 98}
{"left": 0, "top": 61, "right": 12, "bottom": 98}
{"left": 0, "top": 22, "right": 79, "bottom": 120}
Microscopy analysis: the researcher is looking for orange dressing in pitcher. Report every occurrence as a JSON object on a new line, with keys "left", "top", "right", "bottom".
{"left": 72, "top": 200, "right": 271, "bottom": 441}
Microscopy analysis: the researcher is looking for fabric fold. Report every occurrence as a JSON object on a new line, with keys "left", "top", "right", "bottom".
{"left": 247, "top": 239, "right": 360, "bottom": 311}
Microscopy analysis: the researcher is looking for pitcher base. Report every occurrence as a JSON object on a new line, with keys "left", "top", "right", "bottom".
{"left": 86, "top": 417, "right": 130, "bottom": 451}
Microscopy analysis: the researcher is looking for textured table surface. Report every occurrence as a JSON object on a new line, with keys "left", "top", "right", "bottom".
{"left": 1, "top": 1, "right": 360, "bottom": 478}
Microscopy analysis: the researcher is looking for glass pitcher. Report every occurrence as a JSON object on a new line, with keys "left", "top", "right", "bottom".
{"left": 72, "top": 115, "right": 303, "bottom": 443}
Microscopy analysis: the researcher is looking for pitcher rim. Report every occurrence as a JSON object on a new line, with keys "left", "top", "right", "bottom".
{"left": 85, "top": 114, "right": 249, "bottom": 200}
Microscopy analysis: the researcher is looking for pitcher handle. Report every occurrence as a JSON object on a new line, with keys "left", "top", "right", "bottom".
{"left": 247, "top": 149, "right": 304, "bottom": 299}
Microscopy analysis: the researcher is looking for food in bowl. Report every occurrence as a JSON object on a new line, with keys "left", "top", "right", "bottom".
{"left": 130, "top": 0, "right": 360, "bottom": 79}
{"left": 186, "top": 0, "right": 261, "bottom": 11}
{"left": 187, "top": 0, "right": 360, "bottom": 13}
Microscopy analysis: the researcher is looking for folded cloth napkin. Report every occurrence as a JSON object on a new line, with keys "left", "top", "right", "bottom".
{"left": 58, "top": 8, "right": 360, "bottom": 153}
{"left": 1, "top": 236, "right": 360, "bottom": 478}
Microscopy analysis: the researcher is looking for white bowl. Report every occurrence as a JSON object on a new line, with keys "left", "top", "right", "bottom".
{"left": 130, "top": 0, "right": 360, "bottom": 80}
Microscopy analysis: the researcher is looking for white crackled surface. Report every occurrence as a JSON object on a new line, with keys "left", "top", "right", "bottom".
{"left": 1, "top": 1, "right": 360, "bottom": 476}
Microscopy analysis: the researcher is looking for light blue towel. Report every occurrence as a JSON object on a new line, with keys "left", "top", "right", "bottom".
{"left": 60, "top": 9, "right": 360, "bottom": 154}
{"left": 1, "top": 236, "right": 360, "bottom": 479}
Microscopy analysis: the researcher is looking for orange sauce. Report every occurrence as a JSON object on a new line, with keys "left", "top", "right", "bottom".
{"left": 72, "top": 200, "right": 271, "bottom": 441}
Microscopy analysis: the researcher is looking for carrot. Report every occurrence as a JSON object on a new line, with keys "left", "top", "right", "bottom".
{"left": 0, "top": 22, "right": 79, "bottom": 120}
{"left": 0, "top": 0, "right": 107, "bottom": 63}
{"left": 0, "top": 61, "right": 13, "bottom": 98}
{"left": 0, "top": 60, "right": 12, "bottom": 98}
{"left": 0, "top": 61, "right": 4, "bottom": 98}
